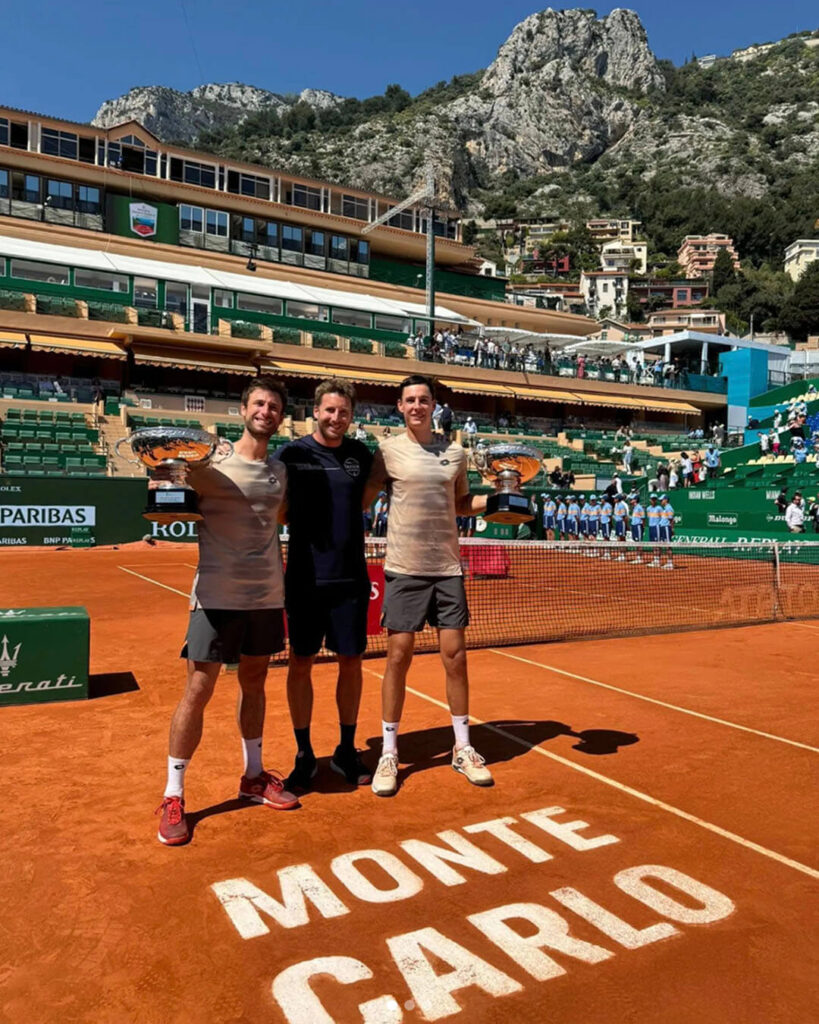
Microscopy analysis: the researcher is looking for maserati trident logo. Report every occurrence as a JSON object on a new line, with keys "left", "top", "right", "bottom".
{"left": 0, "top": 635, "right": 21, "bottom": 677}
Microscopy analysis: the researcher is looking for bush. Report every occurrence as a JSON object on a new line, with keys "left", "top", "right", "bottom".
{"left": 230, "top": 320, "right": 263, "bottom": 340}
{"left": 312, "top": 332, "right": 339, "bottom": 350}
{"left": 385, "top": 341, "right": 407, "bottom": 359}
{"left": 87, "top": 303, "right": 129, "bottom": 323}
{"left": 36, "top": 296, "right": 79, "bottom": 317}
{"left": 349, "top": 338, "right": 373, "bottom": 354}
{"left": 272, "top": 327, "right": 301, "bottom": 346}
{"left": 0, "top": 290, "right": 27, "bottom": 312}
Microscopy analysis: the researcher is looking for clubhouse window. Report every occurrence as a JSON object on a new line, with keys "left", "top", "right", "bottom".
{"left": 11, "top": 172, "right": 40, "bottom": 203}
{"left": 350, "top": 239, "right": 369, "bottom": 264}
{"left": 227, "top": 170, "right": 271, "bottom": 199}
{"left": 342, "top": 194, "right": 369, "bottom": 221}
{"left": 41, "top": 128, "right": 78, "bottom": 160}
{"left": 305, "top": 229, "right": 325, "bottom": 257}
{"left": 375, "top": 314, "right": 410, "bottom": 333}
{"left": 330, "top": 235, "right": 348, "bottom": 261}
{"left": 10, "top": 259, "right": 70, "bottom": 285}
{"left": 388, "top": 208, "right": 414, "bottom": 231}
{"left": 133, "top": 277, "right": 158, "bottom": 308}
{"left": 74, "top": 268, "right": 129, "bottom": 293}
{"left": 262, "top": 221, "right": 279, "bottom": 247}
{"left": 180, "top": 204, "right": 204, "bottom": 232}
{"left": 78, "top": 136, "right": 96, "bottom": 164}
{"left": 206, "top": 209, "right": 228, "bottom": 237}
{"left": 290, "top": 184, "right": 322, "bottom": 211}
{"left": 46, "top": 179, "right": 73, "bottom": 210}
{"left": 331, "top": 307, "right": 371, "bottom": 328}
{"left": 165, "top": 283, "right": 188, "bottom": 315}
{"left": 0, "top": 119, "right": 8, "bottom": 147}
{"left": 170, "top": 158, "right": 216, "bottom": 189}
{"left": 0, "top": 169, "right": 8, "bottom": 198}
{"left": 77, "top": 185, "right": 101, "bottom": 215}
{"left": 9, "top": 121, "right": 28, "bottom": 150}
{"left": 213, "top": 290, "right": 233, "bottom": 308}
{"left": 287, "top": 300, "right": 328, "bottom": 321}
{"left": 281, "top": 225, "right": 303, "bottom": 253}
{"left": 236, "top": 293, "right": 283, "bottom": 315}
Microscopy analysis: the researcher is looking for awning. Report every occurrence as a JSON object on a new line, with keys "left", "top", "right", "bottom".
{"left": 642, "top": 398, "right": 701, "bottom": 414}
{"left": 29, "top": 335, "right": 127, "bottom": 360}
{"left": 444, "top": 380, "right": 515, "bottom": 398}
{"left": 132, "top": 348, "right": 256, "bottom": 375}
{"left": 0, "top": 331, "right": 27, "bottom": 349}
{"left": 262, "top": 361, "right": 405, "bottom": 386}
{"left": 573, "top": 393, "right": 646, "bottom": 410}
{"left": 512, "top": 387, "right": 582, "bottom": 404}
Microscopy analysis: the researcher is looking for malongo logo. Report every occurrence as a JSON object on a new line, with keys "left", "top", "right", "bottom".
{"left": 0, "top": 505, "right": 95, "bottom": 527}
{"left": 707, "top": 513, "right": 738, "bottom": 526}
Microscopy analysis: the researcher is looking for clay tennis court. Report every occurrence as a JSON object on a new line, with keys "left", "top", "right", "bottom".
{"left": 1, "top": 543, "right": 818, "bottom": 1023}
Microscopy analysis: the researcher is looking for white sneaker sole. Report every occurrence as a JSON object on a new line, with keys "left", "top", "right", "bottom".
{"left": 452, "top": 764, "right": 494, "bottom": 787}
{"left": 371, "top": 780, "right": 398, "bottom": 797}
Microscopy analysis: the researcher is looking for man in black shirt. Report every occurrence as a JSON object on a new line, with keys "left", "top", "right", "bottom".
{"left": 276, "top": 379, "right": 373, "bottom": 790}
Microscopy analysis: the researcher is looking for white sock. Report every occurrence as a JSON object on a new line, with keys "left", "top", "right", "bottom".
{"left": 452, "top": 715, "right": 470, "bottom": 749}
{"left": 164, "top": 756, "right": 190, "bottom": 799}
{"left": 382, "top": 721, "right": 399, "bottom": 755}
{"left": 242, "top": 736, "right": 263, "bottom": 778}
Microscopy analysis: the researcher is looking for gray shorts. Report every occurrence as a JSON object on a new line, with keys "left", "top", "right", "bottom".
{"left": 182, "top": 608, "right": 285, "bottom": 663}
{"left": 382, "top": 572, "right": 469, "bottom": 632}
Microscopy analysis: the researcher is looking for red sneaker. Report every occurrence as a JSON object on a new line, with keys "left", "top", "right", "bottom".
{"left": 239, "top": 770, "right": 300, "bottom": 810}
{"left": 155, "top": 796, "right": 189, "bottom": 845}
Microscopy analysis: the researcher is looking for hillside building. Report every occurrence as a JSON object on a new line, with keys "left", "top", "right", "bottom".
{"left": 600, "top": 241, "right": 648, "bottom": 275}
{"left": 586, "top": 218, "right": 642, "bottom": 245}
{"left": 784, "top": 239, "right": 819, "bottom": 282}
{"left": 580, "top": 270, "right": 629, "bottom": 320}
{"left": 677, "top": 234, "right": 740, "bottom": 278}
{"left": 628, "top": 278, "right": 710, "bottom": 310}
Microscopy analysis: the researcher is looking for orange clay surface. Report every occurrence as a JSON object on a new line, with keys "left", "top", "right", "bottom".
{"left": 1, "top": 543, "right": 818, "bottom": 1024}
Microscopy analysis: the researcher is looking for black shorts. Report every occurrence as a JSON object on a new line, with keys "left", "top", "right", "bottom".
{"left": 182, "top": 608, "right": 285, "bottom": 664}
{"left": 382, "top": 572, "right": 469, "bottom": 632}
{"left": 286, "top": 580, "right": 370, "bottom": 657}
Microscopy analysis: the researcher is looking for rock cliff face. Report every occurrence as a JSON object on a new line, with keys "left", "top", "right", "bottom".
{"left": 92, "top": 83, "right": 343, "bottom": 140}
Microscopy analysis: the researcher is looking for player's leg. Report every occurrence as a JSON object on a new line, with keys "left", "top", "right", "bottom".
{"left": 284, "top": 593, "right": 327, "bottom": 789}
{"left": 237, "top": 611, "right": 298, "bottom": 809}
{"left": 328, "top": 582, "right": 372, "bottom": 785}
{"left": 372, "top": 629, "right": 414, "bottom": 796}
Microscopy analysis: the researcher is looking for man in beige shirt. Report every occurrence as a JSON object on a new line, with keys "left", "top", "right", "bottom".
{"left": 366, "top": 374, "right": 493, "bottom": 796}
{"left": 155, "top": 376, "right": 299, "bottom": 846}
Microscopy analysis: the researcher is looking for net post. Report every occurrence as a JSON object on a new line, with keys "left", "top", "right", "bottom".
{"left": 773, "top": 542, "right": 781, "bottom": 620}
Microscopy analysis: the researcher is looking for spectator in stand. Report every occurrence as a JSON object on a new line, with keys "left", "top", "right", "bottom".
{"left": 808, "top": 496, "right": 819, "bottom": 533}
{"left": 669, "top": 462, "right": 680, "bottom": 490}
{"left": 383, "top": 425, "right": 392, "bottom": 438}
{"left": 373, "top": 492, "right": 389, "bottom": 537}
{"left": 773, "top": 408, "right": 782, "bottom": 431}
{"left": 354, "top": 423, "right": 368, "bottom": 442}
{"left": 785, "top": 493, "right": 805, "bottom": 533}
{"left": 440, "top": 402, "right": 453, "bottom": 440}
{"left": 463, "top": 416, "right": 477, "bottom": 448}
{"left": 704, "top": 446, "right": 720, "bottom": 478}
{"left": 808, "top": 383, "right": 817, "bottom": 398}
{"left": 771, "top": 430, "right": 781, "bottom": 456}
{"left": 680, "top": 451, "right": 693, "bottom": 488}
{"left": 747, "top": 414, "right": 760, "bottom": 430}
{"left": 758, "top": 431, "right": 769, "bottom": 457}
{"left": 774, "top": 488, "right": 788, "bottom": 514}
{"left": 622, "top": 440, "right": 634, "bottom": 474}
{"left": 793, "top": 437, "right": 808, "bottom": 464}
{"left": 657, "top": 461, "right": 670, "bottom": 492}
{"left": 549, "top": 465, "right": 563, "bottom": 487}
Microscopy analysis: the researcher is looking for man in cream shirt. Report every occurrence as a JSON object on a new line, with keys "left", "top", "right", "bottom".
{"left": 366, "top": 374, "right": 493, "bottom": 796}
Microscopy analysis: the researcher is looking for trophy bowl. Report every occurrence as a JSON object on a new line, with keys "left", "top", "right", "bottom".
{"left": 472, "top": 443, "right": 543, "bottom": 525}
{"left": 116, "top": 426, "right": 231, "bottom": 524}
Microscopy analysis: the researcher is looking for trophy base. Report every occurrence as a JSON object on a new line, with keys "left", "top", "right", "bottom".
{"left": 144, "top": 487, "right": 203, "bottom": 523}
{"left": 484, "top": 492, "right": 533, "bottom": 525}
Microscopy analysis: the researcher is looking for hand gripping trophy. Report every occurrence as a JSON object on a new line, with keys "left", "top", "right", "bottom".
{"left": 116, "top": 426, "right": 232, "bottom": 524}
{"left": 471, "top": 444, "right": 543, "bottom": 525}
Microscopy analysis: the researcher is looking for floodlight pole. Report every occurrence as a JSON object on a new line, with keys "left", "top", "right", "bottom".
{"left": 424, "top": 166, "right": 435, "bottom": 329}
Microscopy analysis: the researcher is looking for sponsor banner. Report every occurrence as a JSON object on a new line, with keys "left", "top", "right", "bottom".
{"left": 0, "top": 505, "right": 96, "bottom": 527}
{"left": 366, "top": 565, "right": 385, "bottom": 635}
{"left": 0, "top": 606, "right": 89, "bottom": 706}
{"left": 707, "top": 513, "right": 739, "bottom": 526}
{"left": 129, "top": 201, "right": 157, "bottom": 238}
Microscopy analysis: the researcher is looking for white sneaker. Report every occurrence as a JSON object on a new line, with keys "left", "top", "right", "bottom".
{"left": 662, "top": 562, "right": 675, "bottom": 570}
{"left": 452, "top": 745, "right": 493, "bottom": 787}
{"left": 615, "top": 554, "right": 626, "bottom": 561}
{"left": 649, "top": 558, "right": 661, "bottom": 568}
{"left": 371, "top": 753, "right": 399, "bottom": 797}
{"left": 630, "top": 556, "right": 642, "bottom": 564}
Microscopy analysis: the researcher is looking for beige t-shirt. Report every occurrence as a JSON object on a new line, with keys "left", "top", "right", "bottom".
{"left": 371, "top": 433, "right": 469, "bottom": 577}
{"left": 188, "top": 451, "right": 287, "bottom": 609}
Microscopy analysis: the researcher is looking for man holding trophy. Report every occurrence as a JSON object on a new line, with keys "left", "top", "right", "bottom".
{"left": 148, "top": 376, "right": 299, "bottom": 845}
{"left": 365, "top": 374, "right": 496, "bottom": 797}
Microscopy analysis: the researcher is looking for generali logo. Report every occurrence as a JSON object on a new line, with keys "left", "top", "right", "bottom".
{"left": 0, "top": 634, "right": 21, "bottom": 677}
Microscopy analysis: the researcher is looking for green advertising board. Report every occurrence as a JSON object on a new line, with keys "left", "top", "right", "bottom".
{"left": 106, "top": 194, "right": 180, "bottom": 245}
{"left": 0, "top": 607, "right": 89, "bottom": 706}
{"left": 668, "top": 486, "right": 791, "bottom": 535}
{"left": 0, "top": 475, "right": 198, "bottom": 546}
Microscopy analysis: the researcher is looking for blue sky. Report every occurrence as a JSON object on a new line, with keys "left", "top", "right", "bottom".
{"left": 2, "top": 0, "right": 817, "bottom": 123}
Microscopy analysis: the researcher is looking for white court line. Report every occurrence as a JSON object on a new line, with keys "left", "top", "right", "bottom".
{"left": 787, "top": 621, "right": 819, "bottom": 632}
{"left": 117, "top": 566, "right": 190, "bottom": 598}
{"left": 362, "top": 667, "right": 819, "bottom": 882}
{"left": 487, "top": 648, "right": 819, "bottom": 755}
{"left": 117, "top": 562, "right": 195, "bottom": 568}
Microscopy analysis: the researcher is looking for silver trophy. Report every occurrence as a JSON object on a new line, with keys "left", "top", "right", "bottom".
{"left": 472, "top": 444, "right": 542, "bottom": 525}
{"left": 116, "top": 427, "right": 232, "bottom": 524}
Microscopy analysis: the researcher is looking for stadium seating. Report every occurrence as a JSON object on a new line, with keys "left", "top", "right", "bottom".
{"left": 0, "top": 406, "right": 105, "bottom": 477}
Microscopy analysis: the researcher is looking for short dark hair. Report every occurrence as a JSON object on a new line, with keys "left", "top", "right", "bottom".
{"left": 241, "top": 375, "right": 288, "bottom": 410}
{"left": 315, "top": 378, "right": 356, "bottom": 408}
{"left": 399, "top": 374, "right": 434, "bottom": 399}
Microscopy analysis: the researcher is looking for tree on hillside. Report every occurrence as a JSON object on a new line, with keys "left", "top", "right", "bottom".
{"left": 711, "top": 247, "right": 736, "bottom": 294}
{"left": 461, "top": 220, "right": 478, "bottom": 245}
{"left": 778, "top": 262, "right": 819, "bottom": 341}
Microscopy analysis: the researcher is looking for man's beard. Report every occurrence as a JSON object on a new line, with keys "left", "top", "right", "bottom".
{"left": 245, "top": 418, "right": 275, "bottom": 440}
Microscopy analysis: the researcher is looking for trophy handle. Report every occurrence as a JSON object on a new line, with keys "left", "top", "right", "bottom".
{"left": 115, "top": 437, "right": 141, "bottom": 465}
{"left": 211, "top": 437, "right": 234, "bottom": 464}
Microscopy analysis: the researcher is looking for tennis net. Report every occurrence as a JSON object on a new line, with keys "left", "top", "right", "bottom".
{"left": 276, "top": 539, "right": 819, "bottom": 659}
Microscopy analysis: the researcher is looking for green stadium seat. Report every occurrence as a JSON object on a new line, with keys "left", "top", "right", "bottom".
{"left": 3, "top": 454, "right": 23, "bottom": 471}
{"left": 69, "top": 412, "right": 85, "bottom": 424}
{"left": 22, "top": 409, "right": 38, "bottom": 423}
{"left": 4, "top": 408, "right": 21, "bottom": 421}
{"left": 1, "top": 424, "right": 20, "bottom": 439}
{"left": 25, "top": 441, "right": 43, "bottom": 454}
{"left": 55, "top": 430, "right": 72, "bottom": 443}
{"left": 43, "top": 443, "right": 60, "bottom": 456}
